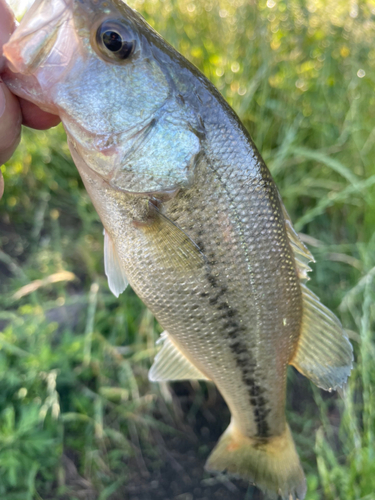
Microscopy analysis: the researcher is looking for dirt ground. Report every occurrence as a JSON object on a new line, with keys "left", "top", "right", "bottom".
{"left": 123, "top": 382, "right": 267, "bottom": 500}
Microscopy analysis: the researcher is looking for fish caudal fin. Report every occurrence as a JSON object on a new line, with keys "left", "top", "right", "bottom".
{"left": 290, "top": 284, "right": 353, "bottom": 391}
{"left": 205, "top": 421, "right": 306, "bottom": 500}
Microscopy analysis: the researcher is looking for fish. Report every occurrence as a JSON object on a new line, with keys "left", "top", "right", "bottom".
{"left": 2, "top": 1, "right": 353, "bottom": 498}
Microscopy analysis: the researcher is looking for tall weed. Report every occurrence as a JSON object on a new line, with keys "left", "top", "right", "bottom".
{"left": 1, "top": 0, "right": 375, "bottom": 497}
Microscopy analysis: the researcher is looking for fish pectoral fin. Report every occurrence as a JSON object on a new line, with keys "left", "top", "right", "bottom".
{"left": 104, "top": 229, "right": 129, "bottom": 298}
{"left": 149, "top": 331, "right": 209, "bottom": 382}
{"left": 290, "top": 284, "right": 353, "bottom": 391}
{"left": 138, "top": 201, "right": 207, "bottom": 272}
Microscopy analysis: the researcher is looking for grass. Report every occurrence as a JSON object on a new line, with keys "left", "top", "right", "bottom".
{"left": 1, "top": 0, "right": 375, "bottom": 498}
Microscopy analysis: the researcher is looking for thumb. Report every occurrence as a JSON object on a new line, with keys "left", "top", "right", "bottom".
{"left": 0, "top": 78, "right": 22, "bottom": 166}
{"left": 0, "top": 0, "right": 16, "bottom": 72}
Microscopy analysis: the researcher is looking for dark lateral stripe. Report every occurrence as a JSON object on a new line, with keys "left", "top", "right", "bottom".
{"left": 201, "top": 156, "right": 274, "bottom": 438}
{"left": 205, "top": 270, "right": 271, "bottom": 438}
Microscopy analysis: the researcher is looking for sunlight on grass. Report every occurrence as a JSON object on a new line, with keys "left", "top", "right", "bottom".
{"left": 1, "top": 0, "right": 375, "bottom": 498}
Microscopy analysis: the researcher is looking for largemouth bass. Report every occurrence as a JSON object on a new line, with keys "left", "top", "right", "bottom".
{"left": 3, "top": 1, "right": 353, "bottom": 498}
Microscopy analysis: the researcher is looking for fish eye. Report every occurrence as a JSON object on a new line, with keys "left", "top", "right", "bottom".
{"left": 95, "top": 20, "right": 135, "bottom": 62}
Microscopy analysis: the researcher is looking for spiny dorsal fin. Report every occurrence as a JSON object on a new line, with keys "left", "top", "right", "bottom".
{"left": 280, "top": 201, "right": 314, "bottom": 281}
{"left": 104, "top": 229, "right": 128, "bottom": 298}
{"left": 149, "top": 331, "right": 209, "bottom": 382}
{"left": 290, "top": 284, "right": 353, "bottom": 391}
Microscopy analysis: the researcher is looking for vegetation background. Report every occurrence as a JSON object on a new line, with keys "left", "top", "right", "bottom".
{"left": 1, "top": 0, "right": 375, "bottom": 498}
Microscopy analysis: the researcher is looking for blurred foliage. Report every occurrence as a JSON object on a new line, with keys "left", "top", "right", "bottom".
{"left": 1, "top": 0, "right": 375, "bottom": 498}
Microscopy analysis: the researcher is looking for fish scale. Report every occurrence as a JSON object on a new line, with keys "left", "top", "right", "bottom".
{"left": 3, "top": 1, "right": 353, "bottom": 498}
{"left": 111, "top": 133, "right": 303, "bottom": 440}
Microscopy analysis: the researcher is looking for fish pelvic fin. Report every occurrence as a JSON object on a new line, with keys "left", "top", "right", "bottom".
{"left": 149, "top": 331, "right": 209, "bottom": 382}
{"left": 290, "top": 284, "right": 353, "bottom": 391}
{"left": 104, "top": 229, "right": 128, "bottom": 297}
{"left": 205, "top": 421, "right": 306, "bottom": 500}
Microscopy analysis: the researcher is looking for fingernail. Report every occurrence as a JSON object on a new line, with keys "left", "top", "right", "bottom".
{"left": 0, "top": 83, "right": 6, "bottom": 118}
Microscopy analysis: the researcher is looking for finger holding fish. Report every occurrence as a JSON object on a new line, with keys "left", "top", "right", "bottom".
{"left": 0, "top": 0, "right": 20, "bottom": 167}
{"left": 0, "top": 0, "right": 60, "bottom": 204}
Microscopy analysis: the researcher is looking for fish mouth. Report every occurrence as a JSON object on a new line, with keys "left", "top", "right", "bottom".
{"left": 3, "top": 0, "right": 74, "bottom": 75}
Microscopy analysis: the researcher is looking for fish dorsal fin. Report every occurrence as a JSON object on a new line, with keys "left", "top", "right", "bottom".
{"left": 290, "top": 284, "right": 353, "bottom": 391}
{"left": 149, "top": 331, "right": 209, "bottom": 382}
{"left": 280, "top": 201, "right": 314, "bottom": 281}
{"left": 280, "top": 198, "right": 353, "bottom": 390}
{"left": 104, "top": 229, "right": 128, "bottom": 297}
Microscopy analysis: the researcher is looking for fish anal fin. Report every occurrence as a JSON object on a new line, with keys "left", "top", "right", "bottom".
{"left": 136, "top": 201, "right": 206, "bottom": 272}
{"left": 104, "top": 229, "right": 129, "bottom": 298}
{"left": 149, "top": 331, "right": 209, "bottom": 382}
{"left": 290, "top": 284, "right": 353, "bottom": 391}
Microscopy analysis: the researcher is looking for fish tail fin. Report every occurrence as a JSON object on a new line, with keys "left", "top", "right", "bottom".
{"left": 205, "top": 421, "right": 306, "bottom": 500}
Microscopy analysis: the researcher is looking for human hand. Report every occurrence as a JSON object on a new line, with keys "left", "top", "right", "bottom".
{"left": 0, "top": 0, "right": 60, "bottom": 197}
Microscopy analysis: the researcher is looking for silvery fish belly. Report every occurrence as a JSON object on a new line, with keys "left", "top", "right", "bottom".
{"left": 3, "top": 1, "right": 353, "bottom": 499}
